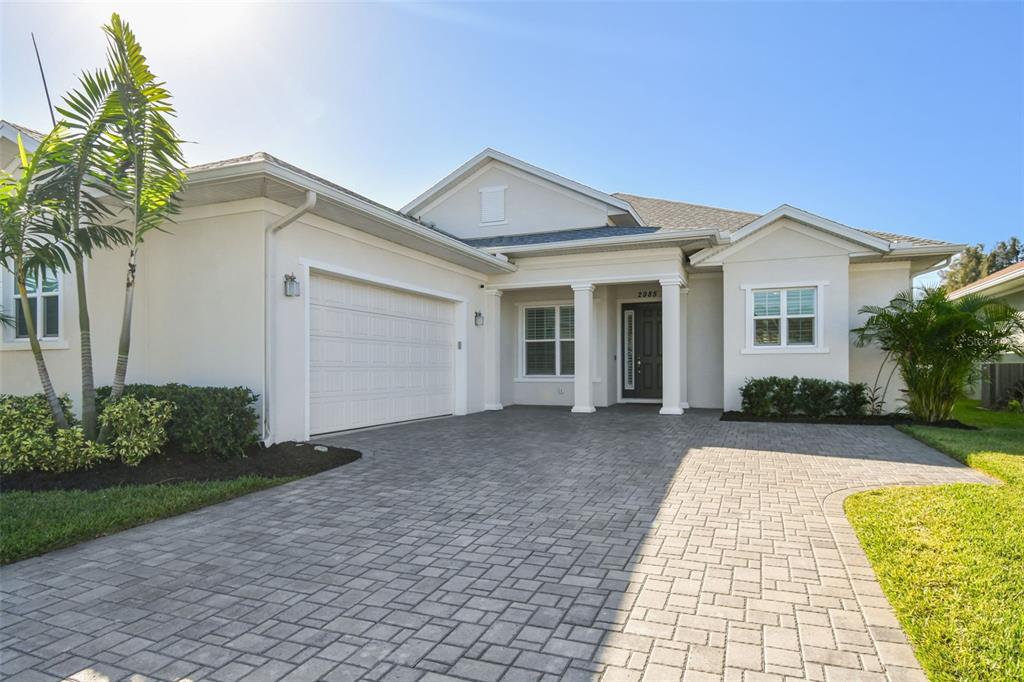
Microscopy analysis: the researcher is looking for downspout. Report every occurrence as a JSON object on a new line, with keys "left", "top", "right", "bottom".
{"left": 263, "top": 190, "right": 317, "bottom": 445}
{"left": 915, "top": 255, "right": 953, "bottom": 279}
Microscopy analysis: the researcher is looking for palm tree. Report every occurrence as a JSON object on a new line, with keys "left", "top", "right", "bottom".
{"left": 102, "top": 13, "right": 186, "bottom": 404}
{"left": 853, "top": 287, "right": 1024, "bottom": 422}
{"left": 0, "top": 134, "right": 71, "bottom": 427}
{"left": 42, "top": 69, "right": 131, "bottom": 439}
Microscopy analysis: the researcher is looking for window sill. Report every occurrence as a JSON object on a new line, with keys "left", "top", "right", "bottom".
{"left": 0, "top": 339, "right": 70, "bottom": 352}
{"left": 741, "top": 346, "right": 829, "bottom": 355}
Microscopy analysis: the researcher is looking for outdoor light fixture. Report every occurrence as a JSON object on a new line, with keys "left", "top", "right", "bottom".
{"left": 284, "top": 273, "right": 300, "bottom": 297}
{"left": 474, "top": 311, "right": 484, "bottom": 326}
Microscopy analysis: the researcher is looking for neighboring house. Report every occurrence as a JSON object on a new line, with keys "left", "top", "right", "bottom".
{"left": 0, "top": 122, "right": 962, "bottom": 442}
{"left": 947, "top": 261, "right": 1024, "bottom": 403}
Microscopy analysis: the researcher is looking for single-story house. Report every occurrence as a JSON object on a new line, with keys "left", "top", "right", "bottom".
{"left": 948, "top": 260, "right": 1024, "bottom": 403}
{"left": 1, "top": 121, "right": 962, "bottom": 442}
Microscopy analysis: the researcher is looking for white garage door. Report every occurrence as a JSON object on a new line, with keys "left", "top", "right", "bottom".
{"left": 309, "top": 273, "right": 455, "bottom": 434}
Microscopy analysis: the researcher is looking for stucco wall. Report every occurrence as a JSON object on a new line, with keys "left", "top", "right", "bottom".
{"left": 1, "top": 200, "right": 266, "bottom": 403}
{"left": 416, "top": 162, "right": 612, "bottom": 239}
{"left": 849, "top": 263, "right": 911, "bottom": 411}
{"left": 686, "top": 273, "right": 724, "bottom": 408}
{"left": 720, "top": 220, "right": 853, "bottom": 410}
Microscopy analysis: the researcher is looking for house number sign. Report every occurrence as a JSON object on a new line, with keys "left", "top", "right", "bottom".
{"left": 637, "top": 289, "right": 659, "bottom": 299}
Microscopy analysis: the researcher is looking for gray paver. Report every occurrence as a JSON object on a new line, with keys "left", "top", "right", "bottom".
{"left": 0, "top": 407, "right": 990, "bottom": 680}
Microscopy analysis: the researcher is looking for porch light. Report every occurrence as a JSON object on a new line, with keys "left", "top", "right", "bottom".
{"left": 284, "top": 273, "right": 300, "bottom": 297}
{"left": 474, "top": 311, "right": 485, "bottom": 326}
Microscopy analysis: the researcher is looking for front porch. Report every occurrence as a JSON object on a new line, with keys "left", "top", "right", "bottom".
{"left": 480, "top": 248, "right": 690, "bottom": 414}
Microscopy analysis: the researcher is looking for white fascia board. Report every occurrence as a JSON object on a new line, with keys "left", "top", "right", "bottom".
{"left": 885, "top": 243, "right": 966, "bottom": 258}
{"left": 187, "top": 158, "right": 516, "bottom": 274}
{"left": 401, "top": 148, "right": 646, "bottom": 225}
{"left": 0, "top": 122, "right": 41, "bottom": 152}
{"left": 478, "top": 229, "right": 723, "bottom": 256}
{"left": 729, "top": 205, "right": 893, "bottom": 252}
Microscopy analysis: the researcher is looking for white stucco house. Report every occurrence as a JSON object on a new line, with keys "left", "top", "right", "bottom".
{"left": 1, "top": 121, "right": 962, "bottom": 443}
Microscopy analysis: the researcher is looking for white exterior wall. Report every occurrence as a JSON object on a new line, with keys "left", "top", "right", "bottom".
{"left": 720, "top": 220, "right": 854, "bottom": 410}
{"left": 416, "top": 162, "right": 612, "bottom": 239}
{"left": 686, "top": 273, "right": 724, "bottom": 408}
{"left": 1, "top": 200, "right": 266, "bottom": 401}
{"left": 849, "top": 262, "right": 911, "bottom": 411}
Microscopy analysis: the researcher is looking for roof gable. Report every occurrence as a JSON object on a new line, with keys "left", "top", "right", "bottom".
{"left": 403, "top": 148, "right": 643, "bottom": 225}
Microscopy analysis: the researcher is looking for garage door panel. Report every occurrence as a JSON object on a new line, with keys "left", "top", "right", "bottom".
{"left": 309, "top": 273, "right": 455, "bottom": 434}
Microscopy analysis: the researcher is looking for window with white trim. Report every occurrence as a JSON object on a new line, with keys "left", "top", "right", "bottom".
{"left": 7, "top": 267, "right": 62, "bottom": 341}
{"left": 479, "top": 186, "right": 506, "bottom": 224}
{"left": 523, "top": 305, "right": 574, "bottom": 376}
{"left": 752, "top": 286, "right": 816, "bottom": 347}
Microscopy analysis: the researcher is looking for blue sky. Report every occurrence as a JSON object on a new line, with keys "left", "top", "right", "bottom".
{"left": 3, "top": 1, "right": 1022, "bottom": 253}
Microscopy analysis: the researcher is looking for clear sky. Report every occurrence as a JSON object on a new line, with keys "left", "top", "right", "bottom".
{"left": 2, "top": 1, "right": 1022, "bottom": 254}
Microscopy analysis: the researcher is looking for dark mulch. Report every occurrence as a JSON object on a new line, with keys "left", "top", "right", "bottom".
{"left": 720, "top": 411, "right": 976, "bottom": 429}
{"left": 2, "top": 442, "right": 362, "bottom": 493}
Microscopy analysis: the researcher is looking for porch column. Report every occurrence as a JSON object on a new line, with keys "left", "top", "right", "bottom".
{"left": 483, "top": 289, "right": 503, "bottom": 410}
{"left": 680, "top": 287, "right": 689, "bottom": 409}
{"left": 571, "top": 283, "right": 595, "bottom": 413}
{"left": 660, "top": 277, "right": 684, "bottom": 415}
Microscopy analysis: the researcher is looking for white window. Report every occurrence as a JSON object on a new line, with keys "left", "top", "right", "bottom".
{"left": 750, "top": 285, "right": 819, "bottom": 349}
{"left": 7, "top": 268, "right": 62, "bottom": 341}
{"left": 479, "top": 186, "right": 506, "bottom": 225}
{"left": 523, "top": 305, "right": 574, "bottom": 376}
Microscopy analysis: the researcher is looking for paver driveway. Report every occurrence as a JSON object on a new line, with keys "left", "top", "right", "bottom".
{"left": 1, "top": 407, "right": 990, "bottom": 682}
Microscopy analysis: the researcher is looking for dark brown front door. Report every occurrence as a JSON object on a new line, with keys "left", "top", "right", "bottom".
{"left": 622, "top": 302, "right": 662, "bottom": 399}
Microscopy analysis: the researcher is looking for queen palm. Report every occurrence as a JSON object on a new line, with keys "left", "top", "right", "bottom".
{"left": 42, "top": 68, "right": 130, "bottom": 439}
{"left": 102, "top": 13, "right": 186, "bottom": 404}
{"left": 853, "top": 287, "right": 1024, "bottom": 422}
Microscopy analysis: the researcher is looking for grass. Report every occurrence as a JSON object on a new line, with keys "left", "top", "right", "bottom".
{"left": 0, "top": 476, "right": 292, "bottom": 565}
{"left": 845, "top": 401, "right": 1024, "bottom": 681}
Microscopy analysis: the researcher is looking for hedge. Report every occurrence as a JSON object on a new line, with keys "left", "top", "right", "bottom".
{"left": 740, "top": 376, "right": 868, "bottom": 418}
{"left": 98, "top": 384, "right": 258, "bottom": 457}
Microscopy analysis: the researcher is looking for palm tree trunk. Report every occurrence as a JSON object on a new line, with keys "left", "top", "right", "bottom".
{"left": 75, "top": 254, "right": 98, "bottom": 440}
{"left": 108, "top": 246, "right": 137, "bottom": 402}
{"left": 17, "top": 278, "right": 70, "bottom": 429}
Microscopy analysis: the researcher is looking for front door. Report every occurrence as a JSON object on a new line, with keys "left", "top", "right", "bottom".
{"left": 622, "top": 302, "right": 662, "bottom": 399}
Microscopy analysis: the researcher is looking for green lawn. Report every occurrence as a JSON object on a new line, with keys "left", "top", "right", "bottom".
{"left": 846, "top": 401, "right": 1024, "bottom": 681}
{"left": 0, "top": 476, "right": 292, "bottom": 564}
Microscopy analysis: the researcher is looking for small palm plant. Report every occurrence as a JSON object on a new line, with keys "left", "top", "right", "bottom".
{"left": 0, "top": 134, "right": 71, "bottom": 427}
{"left": 853, "top": 287, "right": 1024, "bottom": 422}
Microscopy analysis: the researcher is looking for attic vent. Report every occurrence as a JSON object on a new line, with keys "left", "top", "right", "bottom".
{"left": 480, "top": 186, "right": 506, "bottom": 225}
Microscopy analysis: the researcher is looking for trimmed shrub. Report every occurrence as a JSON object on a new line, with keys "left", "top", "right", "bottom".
{"left": 0, "top": 394, "right": 110, "bottom": 474}
{"left": 98, "top": 384, "right": 258, "bottom": 457}
{"left": 740, "top": 376, "right": 869, "bottom": 419}
{"left": 99, "top": 397, "right": 174, "bottom": 466}
{"left": 797, "top": 378, "right": 838, "bottom": 418}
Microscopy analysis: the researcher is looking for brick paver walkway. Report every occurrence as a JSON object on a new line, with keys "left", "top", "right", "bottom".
{"left": 1, "top": 407, "right": 990, "bottom": 681}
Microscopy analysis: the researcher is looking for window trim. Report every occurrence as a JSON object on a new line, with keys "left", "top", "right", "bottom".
{"left": 1, "top": 267, "right": 68, "bottom": 350}
{"left": 742, "top": 281, "right": 828, "bottom": 354}
{"left": 518, "top": 301, "right": 575, "bottom": 379}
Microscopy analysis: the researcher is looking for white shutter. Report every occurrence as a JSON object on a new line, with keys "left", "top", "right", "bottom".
{"left": 480, "top": 186, "right": 505, "bottom": 224}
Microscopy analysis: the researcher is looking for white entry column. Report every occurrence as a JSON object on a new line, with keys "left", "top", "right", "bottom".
{"left": 660, "top": 277, "right": 684, "bottom": 415}
{"left": 483, "top": 289, "right": 503, "bottom": 410}
{"left": 571, "top": 283, "right": 595, "bottom": 413}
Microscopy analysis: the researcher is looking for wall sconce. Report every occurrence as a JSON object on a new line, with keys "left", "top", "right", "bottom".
{"left": 474, "top": 311, "right": 484, "bottom": 326}
{"left": 284, "top": 273, "right": 300, "bottom": 297}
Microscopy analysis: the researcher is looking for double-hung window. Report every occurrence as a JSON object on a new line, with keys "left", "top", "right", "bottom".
{"left": 752, "top": 286, "right": 817, "bottom": 348}
{"left": 10, "top": 268, "right": 61, "bottom": 340}
{"left": 523, "top": 305, "right": 574, "bottom": 376}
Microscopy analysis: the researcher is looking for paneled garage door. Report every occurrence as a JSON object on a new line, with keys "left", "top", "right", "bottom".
{"left": 309, "top": 273, "right": 455, "bottom": 434}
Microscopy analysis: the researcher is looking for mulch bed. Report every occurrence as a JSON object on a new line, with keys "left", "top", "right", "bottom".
{"left": 2, "top": 442, "right": 362, "bottom": 493}
{"left": 720, "top": 411, "right": 976, "bottom": 429}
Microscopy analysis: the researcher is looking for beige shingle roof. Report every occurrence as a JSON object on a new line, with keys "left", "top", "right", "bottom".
{"left": 613, "top": 192, "right": 953, "bottom": 247}
{"left": 613, "top": 193, "right": 758, "bottom": 232}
